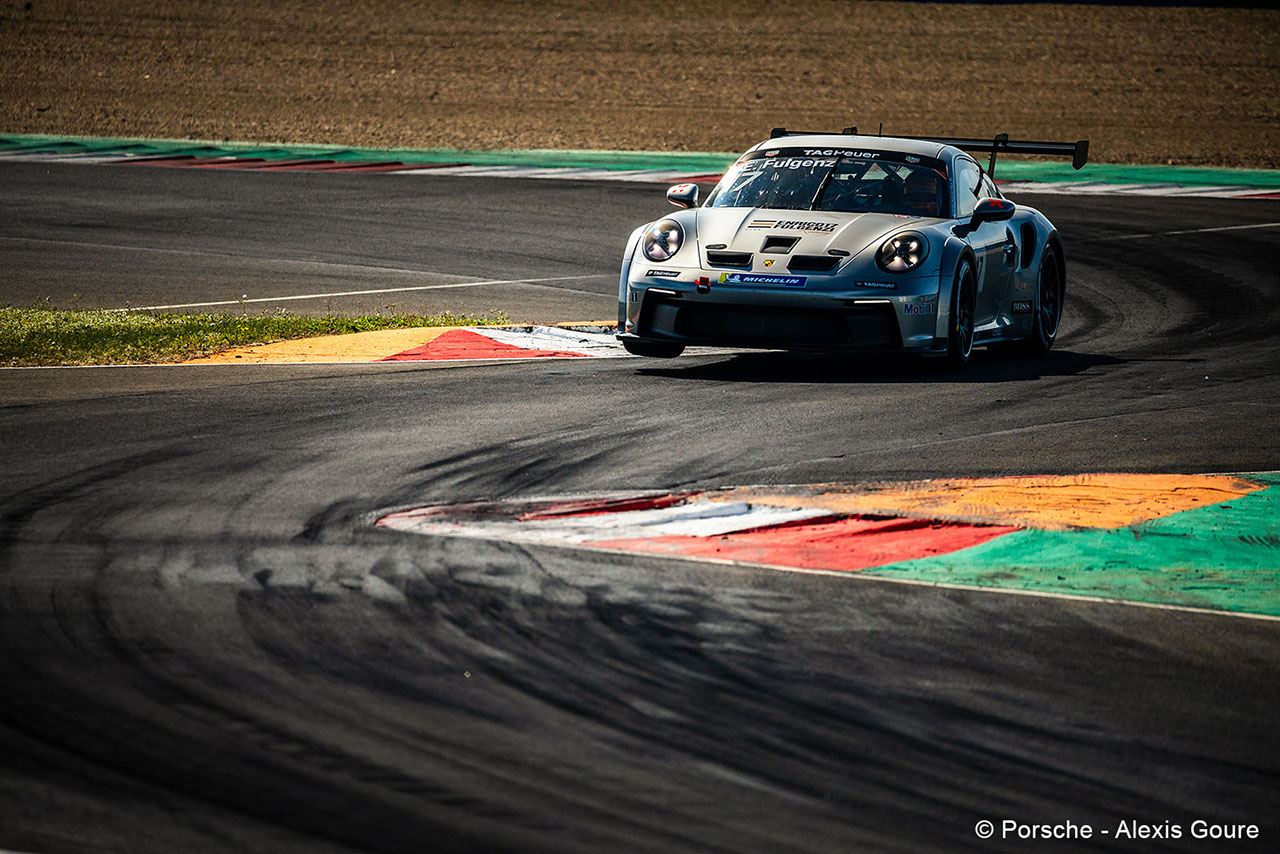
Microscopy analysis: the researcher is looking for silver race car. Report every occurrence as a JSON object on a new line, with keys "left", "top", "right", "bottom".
{"left": 617, "top": 129, "right": 1088, "bottom": 367}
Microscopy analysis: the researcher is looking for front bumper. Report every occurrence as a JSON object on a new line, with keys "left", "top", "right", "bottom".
{"left": 618, "top": 268, "right": 946, "bottom": 354}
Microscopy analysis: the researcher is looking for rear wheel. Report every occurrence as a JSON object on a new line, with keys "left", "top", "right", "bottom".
{"left": 622, "top": 339, "right": 685, "bottom": 358}
{"left": 945, "top": 259, "right": 976, "bottom": 369}
{"left": 1021, "top": 245, "right": 1062, "bottom": 355}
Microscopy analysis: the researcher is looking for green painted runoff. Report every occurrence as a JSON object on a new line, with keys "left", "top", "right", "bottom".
{"left": 868, "top": 473, "right": 1280, "bottom": 617}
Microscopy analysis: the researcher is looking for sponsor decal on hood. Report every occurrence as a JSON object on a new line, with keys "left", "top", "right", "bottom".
{"left": 695, "top": 206, "right": 934, "bottom": 261}
{"left": 747, "top": 219, "right": 838, "bottom": 233}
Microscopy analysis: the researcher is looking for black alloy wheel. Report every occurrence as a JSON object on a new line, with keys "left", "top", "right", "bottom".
{"left": 1018, "top": 245, "right": 1063, "bottom": 356}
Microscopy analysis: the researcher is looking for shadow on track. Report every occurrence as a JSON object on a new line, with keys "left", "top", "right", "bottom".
{"left": 635, "top": 348, "right": 1125, "bottom": 384}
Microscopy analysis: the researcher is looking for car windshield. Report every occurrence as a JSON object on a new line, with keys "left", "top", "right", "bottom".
{"left": 705, "top": 148, "right": 949, "bottom": 218}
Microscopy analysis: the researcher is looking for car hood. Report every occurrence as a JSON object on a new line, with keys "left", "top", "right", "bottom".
{"left": 695, "top": 206, "right": 926, "bottom": 258}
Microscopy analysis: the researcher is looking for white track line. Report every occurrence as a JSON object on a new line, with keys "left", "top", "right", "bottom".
{"left": 0, "top": 235, "right": 607, "bottom": 310}
{"left": 0, "top": 234, "right": 602, "bottom": 279}
{"left": 999, "top": 181, "right": 1264, "bottom": 199}
{"left": 118, "top": 275, "right": 607, "bottom": 312}
{"left": 381, "top": 499, "right": 831, "bottom": 543}
{"left": 1085, "top": 221, "right": 1280, "bottom": 243}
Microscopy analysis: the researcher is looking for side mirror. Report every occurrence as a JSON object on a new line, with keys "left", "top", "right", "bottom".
{"left": 970, "top": 197, "right": 1015, "bottom": 227}
{"left": 666, "top": 183, "right": 699, "bottom": 209}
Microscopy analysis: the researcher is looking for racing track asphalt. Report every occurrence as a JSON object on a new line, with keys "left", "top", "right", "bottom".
{"left": 2, "top": 162, "right": 1279, "bottom": 853}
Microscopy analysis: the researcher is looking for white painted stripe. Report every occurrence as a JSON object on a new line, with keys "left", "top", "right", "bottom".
{"left": 0, "top": 234, "right": 491, "bottom": 277}
{"left": 401, "top": 165, "right": 534, "bottom": 176}
{"left": 1154, "top": 185, "right": 1247, "bottom": 197}
{"left": 0, "top": 151, "right": 136, "bottom": 164}
{"left": 477, "top": 325, "right": 626, "bottom": 356}
{"left": 116, "top": 275, "right": 607, "bottom": 312}
{"left": 380, "top": 498, "right": 832, "bottom": 544}
{"left": 383, "top": 164, "right": 707, "bottom": 183}
{"left": 999, "top": 180, "right": 1264, "bottom": 199}
{"left": 0, "top": 235, "right": 609, "bottom": 310}
{"left": 1087, "top": 221, "right": 1280, "bottom": 243}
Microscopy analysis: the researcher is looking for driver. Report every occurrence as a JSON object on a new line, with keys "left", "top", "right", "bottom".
{"left": 903, "top": 169, "right": 942, "bottom": 217}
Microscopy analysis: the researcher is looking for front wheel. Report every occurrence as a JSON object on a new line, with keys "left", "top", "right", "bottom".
{"left": 622, "top": 339, "right": 685, "bottom": 358}
{"left": 945, "top": 259, "right": 976, "bottom": 370}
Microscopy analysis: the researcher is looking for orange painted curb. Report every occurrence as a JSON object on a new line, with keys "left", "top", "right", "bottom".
{"left": 715, "top": 473, "right": 1265, "bottom": 531}
{"left": 180, "top": 322, "right": 621, "bottom": 364}
{"left": 182, "top": 327, "right": 455, "bottom": 364}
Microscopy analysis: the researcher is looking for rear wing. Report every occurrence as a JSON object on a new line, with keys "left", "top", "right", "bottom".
{"left": 903, "top": 133, "right": 1089, "bottom": 177}
{"left": 768, "top": 128, "right": 1089, "bottom": 177}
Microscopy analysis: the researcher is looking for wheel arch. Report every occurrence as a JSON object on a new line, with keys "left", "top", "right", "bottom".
{"left": 618, "top": 224, "right": 646, "bottom": 329}
{"left": 935, "top": 236, "right": 978, "bottom": 344}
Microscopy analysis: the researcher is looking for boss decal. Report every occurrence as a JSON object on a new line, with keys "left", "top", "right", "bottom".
{"left": 1012, "top": 300, "right": 1033, "bottom": 313}
{"left": 903, "top": 302, "right": 938, "bottom": 316}
{"left": 644, "top": 269, "right": 681, "bottom": 278}
{"left": 719, "top": 272, "right": 807, "bottom": 288}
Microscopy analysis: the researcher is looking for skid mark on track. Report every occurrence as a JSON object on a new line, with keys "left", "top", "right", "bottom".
{"left": 377, "top": 473, "right": 1280, "bottom": 619}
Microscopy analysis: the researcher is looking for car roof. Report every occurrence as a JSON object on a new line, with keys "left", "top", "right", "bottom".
{"left": 746, "top": 134, "right": 952, "bottom": 161}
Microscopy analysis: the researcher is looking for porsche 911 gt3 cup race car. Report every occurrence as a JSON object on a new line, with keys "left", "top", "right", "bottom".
{"left": 616, "top": 129, "right": 1088, "bottom": 367}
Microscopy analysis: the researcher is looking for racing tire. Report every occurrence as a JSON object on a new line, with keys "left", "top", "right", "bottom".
{"left": 945, "top": 259, "right": 976, "bottom": 370}
{"left": 1019, "top": 245, "right": 1062, "bottom": 356}
{"left": 622, "top": 339, "right": 685, "bottom": 359}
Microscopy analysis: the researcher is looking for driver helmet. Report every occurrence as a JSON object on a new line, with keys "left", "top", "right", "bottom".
{"left": 903, "top": 170, "right": 941, "bottom": 216}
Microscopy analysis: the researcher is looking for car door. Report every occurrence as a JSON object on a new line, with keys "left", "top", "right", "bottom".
{"left": 954, "top": 158, "right": 1011, "bottom": 328}
{"left": 979, "top": 172, "right": 1019, "bottom": 323}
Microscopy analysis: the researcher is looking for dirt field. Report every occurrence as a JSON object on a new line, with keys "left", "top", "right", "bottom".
{"left": 2, "top": 1, "right": 1277, "bottom": 168}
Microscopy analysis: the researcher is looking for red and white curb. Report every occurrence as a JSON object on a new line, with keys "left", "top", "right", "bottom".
{"left": 376, "top": 491, "right": 1015, "bottom": 574}
{"left": 468, "top": 325, "right": 627, "bottom": 357}
{"left": 4, "top": 149, "right": 1273, "bottom": 197}
{"left": 998, "top": 180, "right": 1279, "bottom": 200}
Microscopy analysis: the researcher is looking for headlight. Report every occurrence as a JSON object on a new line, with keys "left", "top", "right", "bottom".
{"left": 876, "top": 232, "right": 929, "bottom": 273}
{"left": 642, "top": 219, "right": 684, "bottom": 262}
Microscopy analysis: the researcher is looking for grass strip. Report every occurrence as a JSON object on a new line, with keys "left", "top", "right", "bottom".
{"left": 0, "top": 306, "right": 508, "bottom": 366}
